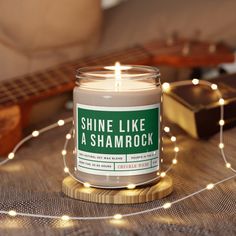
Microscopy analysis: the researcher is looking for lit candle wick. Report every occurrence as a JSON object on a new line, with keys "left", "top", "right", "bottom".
{"left": 115, "top": 62, "right": 121, "bottom": 90}
{"left": 115, "top": 62, "right": 121, "bottom": 81}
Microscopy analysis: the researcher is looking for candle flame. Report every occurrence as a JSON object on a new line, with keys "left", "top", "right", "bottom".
{"left": 104, "top": 62, "right": 132, "bottom": 91}
{"left": 105, "top": 63, "right": 131, "bottom": 71}
{"left": 114, "top": 62, "right": 121, "bottom": 81}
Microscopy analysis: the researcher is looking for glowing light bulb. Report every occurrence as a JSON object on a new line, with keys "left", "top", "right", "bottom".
{"left": 172, "top": 159, "right": 177, "bottom": 164}
{"left": 127, "top": 184, "right": 136, "bottom": 189}
{"left": 219, "top": 120, "right": 225, "bottom": 126}
{"left": 174, "top": 147, "right": 179, "bottom": 152}
{"left": 211, "top": 84, "right": 218, "bottom": 90}
{"left": 66, "top": 134, "right": 72, "bottom": 140}
{"left": 163, "top": 202, "right": 172, "bottom": 209}
{"left": 164, "top": 126, "right": 170, "bottom": 133}
{"left": 64, "top": 167, "right": 69, "bottom": 173}
{"left": 226, "top": 163, "right": 231, "bottom": 168}
{"left": 58, "top": 120, "right": 65, "bottom": 126}
{"left": 8, "top": 210, "right": 17, "bottom": 216}
{"left": 61, "top": 150, "right": 67, "bottom": 155}
{"left": 192, "top": 78, "right": 199, "bottom": 85}
{"left": 206, "top": 183, "right": 214, "bottom": 190}
{"left": 219, "top": 98, "right": 225, "bottom": 105}
{"left": 8, "top": 152, "right": 15, "bottom": 160}
{"left": 162, "top": 82, "right": 170, "bottom": 92}
{"left": 219, "top": 143, "right": 224, "bottom": 149}
{"left": 32, "top": 130, "right": 39, "bottom": 137}
{"left": 61, "top": 215, "right": 70, "bottom": 221}
{"left": 113, "top": 214, "right": 122, "bottom": 220}
{"left": 171, "top": 136, "right": 176, "bottom": 142}
{"left": 83, "top": 182, "right": 91, "bottom": 188}
{"left": 160, "top": 172, "right": 166, "bottom": 178}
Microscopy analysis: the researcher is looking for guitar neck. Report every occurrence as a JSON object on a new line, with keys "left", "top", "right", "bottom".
{"left": 0, "top": 38, "right": 234, "bottom": 107}
{"left": 0, "top": 45, "right": 151, "bottom": 107}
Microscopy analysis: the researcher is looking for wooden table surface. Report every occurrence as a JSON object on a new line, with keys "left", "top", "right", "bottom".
{"left": 0, "top": 108, "right": 235, "bottom": 236}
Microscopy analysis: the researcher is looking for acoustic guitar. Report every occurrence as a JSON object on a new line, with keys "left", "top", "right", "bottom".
{"left": 0, "top": 38, "right": 234, "bottom": 156}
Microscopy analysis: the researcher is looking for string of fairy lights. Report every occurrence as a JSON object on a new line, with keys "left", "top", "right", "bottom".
{"left": 0, "top": 79, "right": 235, "bottom": 222}
{"left": 61, "top": 124, "right": 178, "bottom": 189}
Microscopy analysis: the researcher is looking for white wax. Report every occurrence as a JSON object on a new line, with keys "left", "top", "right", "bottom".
{"left": 80, "top": 79, "right": 156, "bottom": 91}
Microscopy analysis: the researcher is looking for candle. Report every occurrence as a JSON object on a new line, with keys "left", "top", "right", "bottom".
{"left": 73, "top": 63, "right": 162, "bottom": 188}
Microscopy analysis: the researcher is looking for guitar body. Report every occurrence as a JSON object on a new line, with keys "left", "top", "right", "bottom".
{"left": 0, "top": 105, "right": 22, "bottom": 156}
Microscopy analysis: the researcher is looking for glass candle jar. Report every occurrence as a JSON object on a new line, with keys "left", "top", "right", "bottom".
{"left": 73, "top": 64, "right": 162, "bottom": 188}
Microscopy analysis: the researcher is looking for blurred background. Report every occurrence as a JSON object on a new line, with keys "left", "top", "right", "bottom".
{"left": 1, "top": 0, "right": 236, "bottom": 81}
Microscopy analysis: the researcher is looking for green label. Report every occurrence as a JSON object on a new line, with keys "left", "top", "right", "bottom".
{"left": 76, "top": 104, "right": 160, "bottom": 176}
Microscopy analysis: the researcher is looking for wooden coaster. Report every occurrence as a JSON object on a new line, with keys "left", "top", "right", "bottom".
{"left": 62, "top": 176, "right": 173, "bottom": 204}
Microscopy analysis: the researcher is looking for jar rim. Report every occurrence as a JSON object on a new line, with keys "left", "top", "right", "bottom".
{"left": 76, "top": 65, "right": 160, "bottom": 81}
